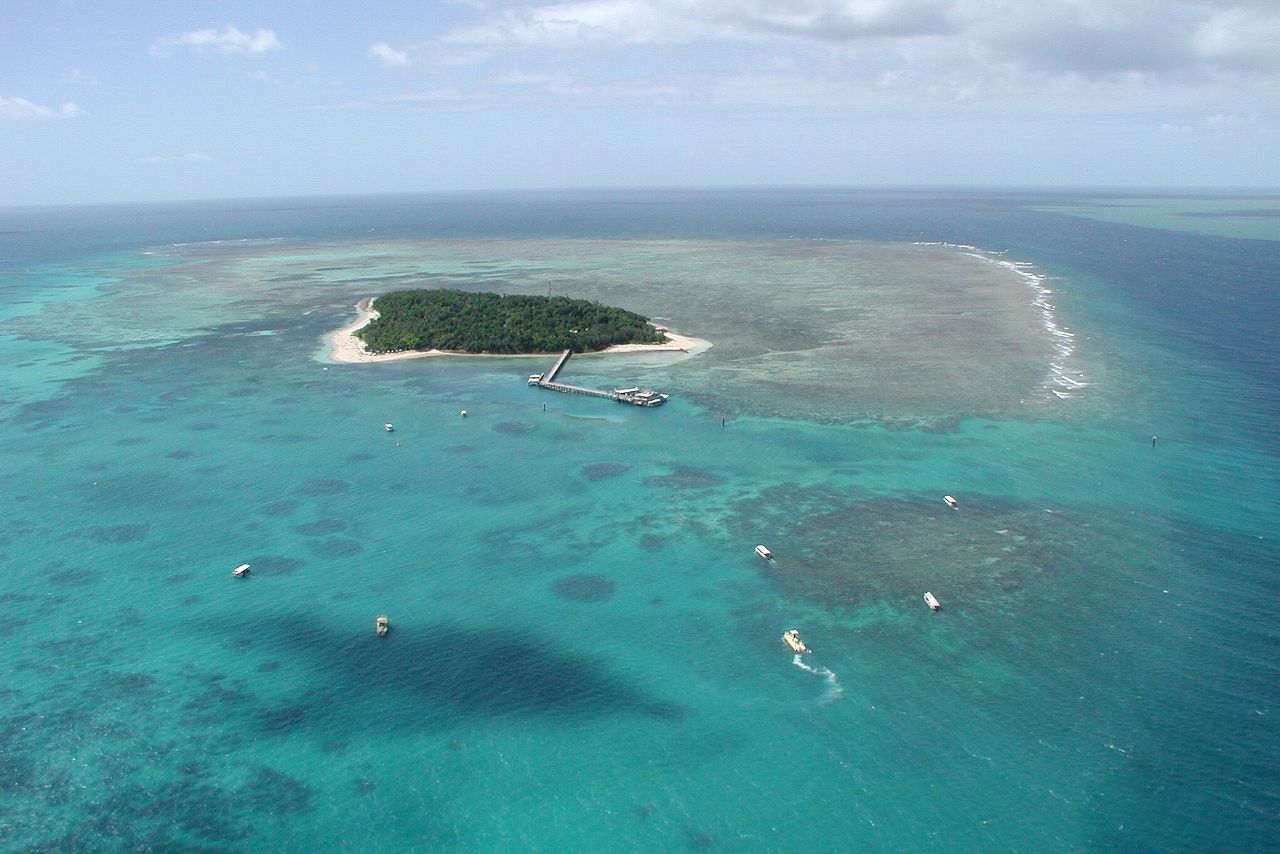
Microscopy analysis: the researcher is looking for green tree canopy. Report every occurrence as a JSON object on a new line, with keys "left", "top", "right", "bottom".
{"left": 357, "top": 289, "right": 668, "bottom": 354}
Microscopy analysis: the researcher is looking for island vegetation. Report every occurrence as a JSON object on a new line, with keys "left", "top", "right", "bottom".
{"left": 356, "top": 289, "right": 669, "bottom": 354}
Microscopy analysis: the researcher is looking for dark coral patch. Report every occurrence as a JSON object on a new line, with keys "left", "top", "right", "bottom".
{"left": 240, "top": 766, "right": 313, "bottom": 815}
{"left": 248, "top": 556, "right": 306, "bottom": 576}
{"left": 583, "top": 462, "right": 630, "bottom": 481}
{"left": 260, "top": 500, "right": 298, "bottom": 518}
{"left": 643, "top": 467, "right": 724, "bottom": 488}
{"left": 86, "top": 524, "right": 148, "bottom": 544}
{"left": 551, "top": 573, "right": 616, "bottom": 603}
{"left": 257, "top": 703, "right": 310, "bottom": 734}
{"left": 298, "top": 479, "right": 349, "bottom": 496}
{"left": 493, "top": 421, "right": 534, "bottom": 435}
{"left": 49, "top": 568, "right": 101, "bottom": 586}
{"left": 166, "top": 449, "right": 197, "bottom": 460}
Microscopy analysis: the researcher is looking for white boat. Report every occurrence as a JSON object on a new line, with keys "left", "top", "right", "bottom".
{"left": 232, "top": 563, "right": 251, "bottom": 578}
{"left": 384, "top": 423, "right": 394, "bottom": 432}
{"left": 924, "top": 591, "right": 941, "bottom": 611}
{"left": 528, "top": 374, "right": 543, "bottom": 386}
{"left": 782, "top": 629, "right": 809, "bottom": 653}
{"left": 755, "top": 545, "right": 773, "bottom": 560}
{"left": 614, "top": 387, "right": 669, "bottom": 407}
{"left": 376, "top": 615, "right": 389, "bottom": 637}
{"left": 629, "top": 390, "right": 669, "bottom": 407}
{"left": 943, "top": 495, "right": 958, "bottom": 508}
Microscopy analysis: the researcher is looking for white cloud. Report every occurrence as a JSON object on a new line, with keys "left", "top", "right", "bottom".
{"left": 151, "top": 25, "right": 283, "bottom": 57}
{"left": 1194, "top": 7, "right": 1280, "bottom": 70}
{"left": 438, "top": 0, "right": 960, "bottom": 52}
{"left": 320, "top": 1, "right": 1280, "bottom": 121}
{"left": 430, "top": 0, "right": 1280, "bottom": 81}
{"left": 68, "top": 69, "right": 100, "bottom": 87}
{"left": 369, "top": 42, "right": 412, "bottom": 67}
{"left": 0, "top": 96, "right": 86, "bottom": 120}
{"left": 134, "top": 153, "right": 216, "bottom": 165}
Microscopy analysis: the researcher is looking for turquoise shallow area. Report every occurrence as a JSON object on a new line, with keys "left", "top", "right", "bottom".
{"left": 1035, "top": 192, "right": 1280, "bottom": 241}
{"left": 0, "top": 191, "right": 1277, "bottom": 852}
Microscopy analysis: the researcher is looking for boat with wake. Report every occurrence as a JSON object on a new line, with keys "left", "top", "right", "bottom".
{"left": 755, "top": 544, "right": 773, "bottom": 560}
{"left": 782, "top": 629, "right": 809, "bottom": 654}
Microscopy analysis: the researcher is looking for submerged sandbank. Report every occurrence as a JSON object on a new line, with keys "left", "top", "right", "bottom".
{"left": 326, "top": 297, "right": 711, "bottom": 364}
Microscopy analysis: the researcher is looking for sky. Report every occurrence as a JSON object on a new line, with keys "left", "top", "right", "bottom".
{"left": 3, "top": 0, "right": 1279, "bottom": 204}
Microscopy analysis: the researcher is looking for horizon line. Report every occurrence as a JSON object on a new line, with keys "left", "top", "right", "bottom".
{"left": 5, "top": 183, "right": 1280, "bottom": 211}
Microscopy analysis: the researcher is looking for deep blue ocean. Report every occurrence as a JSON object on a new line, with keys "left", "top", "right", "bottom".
{"left": 1, "top": 189, "right": 1277, "bottom": 852}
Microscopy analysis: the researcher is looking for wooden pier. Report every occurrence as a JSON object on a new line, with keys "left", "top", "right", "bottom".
{"left": 543, "top": 348, "right": 573, "bottom": 384}
{"left": 530, "top": 350, "right": 668, "bottom": 407}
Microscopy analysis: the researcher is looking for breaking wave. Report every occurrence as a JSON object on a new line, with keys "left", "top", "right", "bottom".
{"left": 917, "top": 242, "right": 1089, "bottom": 401}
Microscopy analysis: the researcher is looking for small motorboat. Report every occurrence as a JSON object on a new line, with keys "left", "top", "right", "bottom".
{"left": 924, "top": 591, "right": 941, "bottom": 611}
{"left": 943, "top": 495, "right": 958, "bottom": 509}
{"left": 528, "top": 374, "right": 543, "bottom": 386}
{"left": 232, "top": 563, "right": 251, "bottom": 578}
{"left": 460, "top": 410, "right": 468, "bottom": 418}
{"left": 755, "top": 545, "right": 773, "bottom": 560}
{"left": 376, "top": 615, "right": 389, "bottom": 637}
{"left": 782, "top": 629, "right": 809, "bottom": 654}
{"left": 384, "top": 423, "right": 394, "bottom": 432}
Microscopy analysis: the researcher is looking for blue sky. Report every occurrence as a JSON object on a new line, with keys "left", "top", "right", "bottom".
{"left": 4, "top": 0, "right": 1278, "bottom": 204}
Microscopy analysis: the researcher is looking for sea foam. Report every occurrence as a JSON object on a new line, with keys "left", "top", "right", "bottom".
{"left": 917, "top": 242, "right": 1089, "bottom": 400}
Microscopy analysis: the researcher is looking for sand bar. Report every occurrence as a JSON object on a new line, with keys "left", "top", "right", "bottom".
{"left": 326, "top": 297, "right": 711, "bottom": 364}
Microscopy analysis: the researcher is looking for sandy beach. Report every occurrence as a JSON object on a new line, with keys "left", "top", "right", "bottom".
{"left": 326, "top": 297, "right": 711, "bottom": 364}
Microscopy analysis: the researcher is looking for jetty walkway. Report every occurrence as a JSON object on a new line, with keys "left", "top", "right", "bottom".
{"left": 530, "top": 350, "right": 669, "bottom": 407}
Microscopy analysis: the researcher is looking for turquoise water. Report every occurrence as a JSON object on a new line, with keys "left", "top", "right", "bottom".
{"left": 1, "top": 190, "right": 1277, "bottom": 851}
{"left": 1036, "top": 194, "right": 1280, "bottom": 242}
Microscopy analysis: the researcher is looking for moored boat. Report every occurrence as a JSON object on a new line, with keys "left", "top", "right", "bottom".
{"left": 755, "top": 544, "right": 773, "bottom": 560}
{"left": 384, "top": 423, "right": 394, "bottom": 432}
{"left": 782, "top": 629, "right": 809, "bottom": 653}
{"left": 613, "top": 387, "right": 669, "bottom": 407}
{"left": 943, "top": 495, "right": 958, "bottom": 508}
{"left": 528, "top": 374, "right": 543, "bottom": 385}
{"left": 924, "top": 591, "right": 941, "bottom": 611}
{"left": 376, "top": 615, "right": 389, "bottom": 636}
{"left": 232, "top": 563, "right": 251, "bottom": 578}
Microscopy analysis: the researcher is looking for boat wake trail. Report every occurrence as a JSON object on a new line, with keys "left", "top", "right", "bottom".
{"left": 793, "top": 654, "right": 844, "bottom": 704}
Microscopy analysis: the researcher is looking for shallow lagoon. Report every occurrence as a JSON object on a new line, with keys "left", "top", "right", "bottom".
{"left": 1, "top": 190, "right": 1276, "bottom": 851}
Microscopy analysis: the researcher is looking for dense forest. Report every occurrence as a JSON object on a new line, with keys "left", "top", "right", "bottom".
{"left": 356, "top": 289, "right": 668, "bottom": 354}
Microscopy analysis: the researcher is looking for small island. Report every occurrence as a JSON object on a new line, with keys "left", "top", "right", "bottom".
{"left": 327, "top": 289, "right": 711, "bottom": 363}
{"left": 357, "top": 289, "right": 667, "bottom": 355}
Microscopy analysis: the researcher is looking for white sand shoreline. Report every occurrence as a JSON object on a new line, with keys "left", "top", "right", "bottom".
{"left": 325, "top": 297, "right": 712, "bottom": 364}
